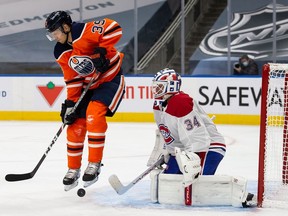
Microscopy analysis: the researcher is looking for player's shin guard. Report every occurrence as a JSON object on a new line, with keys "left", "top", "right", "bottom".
{"left": 86, "top": 101, "right": 108, "bottom": 163}
{"left": 66, "top": 118, "right": 87, "bottom": 169}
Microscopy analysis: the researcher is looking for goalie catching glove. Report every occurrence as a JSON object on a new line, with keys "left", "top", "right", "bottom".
{"left": 60, "top": 100, "right": 78, "bottom": 125}
{"left": 91, "top": 47, "right": 110, "bottom": 73}
{"left": 175, "top": 147, "right": 201, "bottom": 187}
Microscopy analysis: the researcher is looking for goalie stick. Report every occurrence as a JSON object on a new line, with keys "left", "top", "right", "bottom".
{"left": 109, "top": 155, "right": 164, "bottom": 195}
{"left": 5, "top": 75, "right": 98, "bottom": 182}
{"left": 109, "top": 116, "right": 217, "bottom": 195}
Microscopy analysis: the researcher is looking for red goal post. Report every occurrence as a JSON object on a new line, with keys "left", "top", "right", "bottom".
{"left": 258, "top": 63, "right": 288, "bottom": 208}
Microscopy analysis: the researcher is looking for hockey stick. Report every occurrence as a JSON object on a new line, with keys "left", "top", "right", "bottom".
{"left": 108, "top": 155, "right": 164, "bottom": 195}
{"left": 5, "top": 76, "right": 98, "bottom": 182}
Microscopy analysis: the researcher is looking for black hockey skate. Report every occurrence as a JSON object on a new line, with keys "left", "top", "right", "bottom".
{"left": 242, "top": 193, "right": 257, "bottom": 208}
{"left": 82, "top": 162, "right": 102, "bottom": 188}
{"left": 63, "top": 169, "right": 80, "bottom": 191}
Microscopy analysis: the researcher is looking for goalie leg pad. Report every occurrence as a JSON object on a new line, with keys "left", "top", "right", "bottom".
{"left": 154, "top": 174, "right": 251, "bottom": 207}
{"left": 150, "top": 169, "right": 163, "bottom": 203}
{"left": 156, "top": 174, "right": 195, "bottom": 206}
{"left": 158, "top": 173, "right": 185, "bottom": 205}
{"left": 192, "top": 175, "right": 233, "bottom": 206}
{"left": 156, "top": 174, "right": 233, "bottom": 206}
{"left": 231, "top": 176, "right": 248, "bottom": 207}
{"left": 194, "top": 175, "right": 250, "bottom": 207}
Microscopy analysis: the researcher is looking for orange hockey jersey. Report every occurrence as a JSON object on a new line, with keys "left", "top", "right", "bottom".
{"left": 54, "top": 18, "right": 124, "bottom": 102}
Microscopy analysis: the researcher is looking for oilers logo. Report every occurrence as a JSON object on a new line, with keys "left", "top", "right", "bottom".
{"left": 68, "top": 55, "right": 95, "bottom": 76}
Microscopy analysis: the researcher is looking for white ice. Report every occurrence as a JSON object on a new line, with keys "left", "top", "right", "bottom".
{"left": 0, "top": 121, "right": 287, "bottom": 216}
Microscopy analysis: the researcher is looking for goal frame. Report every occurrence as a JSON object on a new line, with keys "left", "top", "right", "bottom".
{"left": 257, "top": 63, "right": 269, "bottom": 207}
{"left": 257, "top": 63, "right": 288, "bottom": 207}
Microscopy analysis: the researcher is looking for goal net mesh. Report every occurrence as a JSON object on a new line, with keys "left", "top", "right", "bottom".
{"left": 259, "top": 63, "right": 288, "bottom": 208}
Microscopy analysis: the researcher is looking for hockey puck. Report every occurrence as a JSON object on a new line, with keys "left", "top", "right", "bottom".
{"left": 77, "top": 188, "right": 86, "bottom": 197}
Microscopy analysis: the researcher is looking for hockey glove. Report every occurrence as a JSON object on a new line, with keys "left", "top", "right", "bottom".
{"left": 91, "top": 47, "right": 110, "bottom": 73}
{"left": 60, "top": 100, "right": 78, "bottom": 125}
{"left": 175, "top": 147, "right": 201, "bottom": 187}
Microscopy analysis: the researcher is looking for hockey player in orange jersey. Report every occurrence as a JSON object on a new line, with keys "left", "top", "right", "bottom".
{"left": 45, "top": 11, "right": 125, "bottom": 191}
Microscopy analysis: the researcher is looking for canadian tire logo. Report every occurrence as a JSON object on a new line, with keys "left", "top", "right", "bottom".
{"left": 199, "top": 4, "right": 288, "bottom": 59}
{"left": 37, "top": 81, "right": 64, "bottom": 107}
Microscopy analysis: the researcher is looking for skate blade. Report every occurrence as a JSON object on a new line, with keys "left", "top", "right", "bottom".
{"left": 83, "top": 176, "right": 98, "bottom": 188}
{"left": 64, "top": 180, "right": 79, "bottom": 191}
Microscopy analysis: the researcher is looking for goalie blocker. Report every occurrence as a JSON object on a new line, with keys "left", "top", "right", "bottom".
{"left": 150, "top": 148, "right": 256, "bottom": 208}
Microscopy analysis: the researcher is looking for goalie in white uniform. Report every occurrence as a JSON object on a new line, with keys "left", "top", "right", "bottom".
{"left": 148, "top": 68, "right": 256, "bottom": 207}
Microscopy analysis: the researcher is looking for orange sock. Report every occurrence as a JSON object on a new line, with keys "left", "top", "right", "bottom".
{"left": 66, "top": 118, "right": 87, "bottom": 169}
{"left": 86, "top": 101, "right": 108, "bottom": 163}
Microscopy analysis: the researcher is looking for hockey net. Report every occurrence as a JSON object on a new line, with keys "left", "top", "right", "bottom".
{"left": 258, "top": 63, "right": 288, "bottom": 208}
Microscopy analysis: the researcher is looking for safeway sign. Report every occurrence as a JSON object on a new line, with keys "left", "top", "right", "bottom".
{"left": 0, "top": 76, "right": 262, "bottom": 118}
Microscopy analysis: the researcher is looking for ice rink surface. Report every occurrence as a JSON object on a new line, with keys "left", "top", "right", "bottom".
{"left": 0, "top": 121, "right": 287, "bottom": 216}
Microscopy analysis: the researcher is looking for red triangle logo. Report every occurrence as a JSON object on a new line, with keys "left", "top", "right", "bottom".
{"left": 37, "top": 81, "right": 64, "bottom": 107}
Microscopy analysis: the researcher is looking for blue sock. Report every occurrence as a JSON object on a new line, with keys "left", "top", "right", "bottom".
{"left": 163, "top": 156, "right": 182, "bottom": 174}
{"left": 202, "top": 151, "right": 224, "bottom": 175}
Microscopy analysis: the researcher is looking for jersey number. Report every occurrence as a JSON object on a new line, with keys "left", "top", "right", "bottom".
{"left": 184, "top": 116, "right": 201, "bottom": 131}
{"left": 92, "top": 20, "right": 106, "bottom": 34}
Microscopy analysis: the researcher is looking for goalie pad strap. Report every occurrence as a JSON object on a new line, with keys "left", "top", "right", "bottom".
{"left": 185, "top": 185, "right": 192, "bottom": 206}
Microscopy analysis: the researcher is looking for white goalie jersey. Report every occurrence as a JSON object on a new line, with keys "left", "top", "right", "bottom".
{"left": 153, "top": 91, "right": 224, "bottom": 155}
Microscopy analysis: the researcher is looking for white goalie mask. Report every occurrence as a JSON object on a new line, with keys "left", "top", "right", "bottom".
{"left": 152, "top": 68, "right": 182, "bottom": 100}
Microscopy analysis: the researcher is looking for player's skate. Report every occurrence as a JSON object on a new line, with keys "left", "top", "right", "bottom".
{"left": 242, "top": 193, "right": 257, "bottom": 208}
{"left": 63, "top": 169, "right": 80, "bottom": 191}
{"left": 82, "top": 162, "right": 102, "bottom": 188}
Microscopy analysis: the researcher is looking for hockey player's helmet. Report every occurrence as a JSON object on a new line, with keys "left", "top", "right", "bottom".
{"left": 152, "top": 68, "right": 182, "bottom": 99}
{"left": 45, "top": 11, "right": 72, "bottom": 32}
{"left": 45, "top": 11, "right": 72, "bottom": 41}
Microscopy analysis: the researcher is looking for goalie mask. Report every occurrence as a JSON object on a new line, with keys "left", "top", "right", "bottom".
{"left": 152, "top": 68, "right": 182, "bottom": 100}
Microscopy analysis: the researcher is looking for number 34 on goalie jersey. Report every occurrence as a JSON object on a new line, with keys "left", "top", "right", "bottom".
{"left": 153, "top": 92, "right": 211, "bottom": 153}
{"left": 184, "top": 116, "right": 201, "bottom": 131}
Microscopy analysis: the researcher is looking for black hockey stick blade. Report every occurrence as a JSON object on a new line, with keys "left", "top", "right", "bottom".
{"left": 5, "top": 173, "right": 34, "bottom": 182}
{"left": 5, "top": 154, "right": 46, "bottom": 182}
